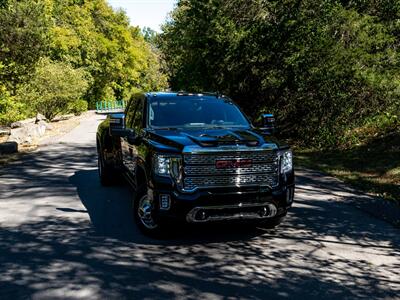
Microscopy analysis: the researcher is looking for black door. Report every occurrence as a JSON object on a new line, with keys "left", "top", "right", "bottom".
{"left": 121, "top": 93, "right": 145, "bottom": 177}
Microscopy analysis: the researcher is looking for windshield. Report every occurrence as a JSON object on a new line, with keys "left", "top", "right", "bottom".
{"left": 148, "top": 97, "right": 250, "bottom": 129}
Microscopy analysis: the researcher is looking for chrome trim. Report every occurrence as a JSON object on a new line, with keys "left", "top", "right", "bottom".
{"left": 186, "top": 202, "right": 278, "bottom": 223}
{"left": 182, "top": 144, "right": 278, "bottom": 154}
{"left": 179, "top": 183, "right": 266, "bottom": 194}
{"left": 182, "top": 150, "right": 279, "bottom": 192}
{"left": 184, "top": 151, "right": 277, "bottom": 165}
{"left": 184, "top": 174, "right": 278, "bottom": 191}
{"left": 184, "top": 164, "right": 277, "bottom": 175}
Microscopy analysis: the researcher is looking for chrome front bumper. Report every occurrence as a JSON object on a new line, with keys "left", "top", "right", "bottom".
{"left": 186, "top": 202, "right": 278, "bottom": 223}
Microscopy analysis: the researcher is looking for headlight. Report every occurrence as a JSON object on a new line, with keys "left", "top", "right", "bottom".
{"left": 154, "top": 154, "right": 182, "bottom": 179}
{"left": 280, "top": 150, "right": 293, "bottom": 174}
{"left": 154, "top": 155, "right": 171, "bottom": 176}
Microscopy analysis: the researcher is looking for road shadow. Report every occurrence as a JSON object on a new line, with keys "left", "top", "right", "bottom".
{"left": 69, "top": 168, "right": 270, "bottom": 245}
{"left": 0, "top": 143, "right": 399, "bottom": 299}
{"left": 0, "top": 208, "right": 399, "bottom": 299}
{"left": 296, "top": 168, "right": 400, "bottom": 228}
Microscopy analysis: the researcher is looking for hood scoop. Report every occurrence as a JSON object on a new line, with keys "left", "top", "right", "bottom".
{"left": 184, "top": 131, "right": 260, "bottom": 147}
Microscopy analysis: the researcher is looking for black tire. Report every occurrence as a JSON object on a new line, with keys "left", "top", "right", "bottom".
{"left": 259, "top": 215, "right": 286, "bottom": 229}
{"left": 97, "top": 146, "right": 114, "bottom": 186}
{"left": 133, "top": 185, "right": 165, "bottom": 237}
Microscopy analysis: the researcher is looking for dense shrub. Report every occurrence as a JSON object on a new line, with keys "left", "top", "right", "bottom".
{"left": 159, "top": 0, "right": 400, "bottom": 148}
{"left": 0, "top": 0, "right": 168, "bottom": 124}
{"left": 18, "top": 58, "right": 89, "bottom": 120}
{"left": 67, "top": 99, "right": 88, "bottom": 116}
{"left": 0, "top": 85, "right": 26, "bottom": 125}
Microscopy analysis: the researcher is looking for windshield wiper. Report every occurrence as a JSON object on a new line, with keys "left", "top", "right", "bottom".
{"left": 204, "top": 125, "right": 247, "bottom": 129}
{"left": 151, "top": 127, "right": 179, "bottom": 130}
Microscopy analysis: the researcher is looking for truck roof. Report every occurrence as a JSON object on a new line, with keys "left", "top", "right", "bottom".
{"left": 146, "top": 92, "right": 229, "bottom": 100}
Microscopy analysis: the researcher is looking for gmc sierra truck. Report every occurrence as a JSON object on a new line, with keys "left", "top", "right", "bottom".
{"left": 96, "top": 92, "right": 294, "bottom": 235}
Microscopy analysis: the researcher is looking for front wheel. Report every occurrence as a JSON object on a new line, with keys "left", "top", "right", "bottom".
{"left": 133, "top": 186, "right": 164, "bottom": 237}
{"left": 259, "top": 215, "right": 286, "bottom": 229}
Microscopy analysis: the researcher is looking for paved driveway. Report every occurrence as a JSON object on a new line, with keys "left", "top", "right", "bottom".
{"left": 0, "top": 113, "right": 399, "bottom": 299}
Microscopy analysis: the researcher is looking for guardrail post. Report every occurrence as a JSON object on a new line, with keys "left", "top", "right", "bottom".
{"left": 95, "top": 99, "right": 127, "bottom": 113}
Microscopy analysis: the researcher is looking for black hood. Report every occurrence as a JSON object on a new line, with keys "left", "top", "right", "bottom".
{"left": 146, "top": 127, "right": 286, "bottom": 151}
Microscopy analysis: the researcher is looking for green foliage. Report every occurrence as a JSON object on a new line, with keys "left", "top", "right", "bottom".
{"left": 0, "top": 85, "right": 26, "bottom": 125}
{"left": 0, "top": 0, "right": 52, "bottom": 93}
{"left": 142, "top": 27, "right": 158, "bottom": 44}
{"left": 159, "top": 0, "right": 400, "bottom": 148}
{"left": 296, "top": 131, "right": 400, "bottom": 203}
{"left": 49, "top": 0, "right": 168, "bottom": 106}
{"left": 18, "top": 58, "right": 89, "bottom": 120}
{"left": 0, "top": 0, "right": 168, "bottom": 122}
{"left": 67, "top": 99, "right": 88, "bottom": 116}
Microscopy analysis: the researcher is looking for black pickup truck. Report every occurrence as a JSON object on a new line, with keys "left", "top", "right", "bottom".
{"left": 96, "top": 92, "right": 294, "bottom": 235}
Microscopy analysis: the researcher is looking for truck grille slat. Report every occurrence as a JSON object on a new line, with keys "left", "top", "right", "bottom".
{"left": 184, "top": 151, "right": 276, "bottom": 165}
{"left": 184, "top": 164, "right": 277, "bottom": 175}
{"left": 183, "top": 151, "right": 279, "bottom": 190}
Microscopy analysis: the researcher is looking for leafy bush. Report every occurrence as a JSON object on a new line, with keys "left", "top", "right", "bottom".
{"left": 18, "top": 58, "right": 89, "bottom": 120}
{"left": 67, "top": 99, "right": 88, "bottom": 116}
{"left": 0, "top": 0, "right": 167, "bottom": 113}
{"left": 0, "top": 85, "right": 26, "bottom": 125}
{"left": 0, "top": 0, "right": 51, "bottom": 91}
{"left": 159, "top": 0, "right": 400, "bottom": 148}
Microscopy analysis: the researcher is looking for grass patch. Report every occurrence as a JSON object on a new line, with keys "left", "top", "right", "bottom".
{"left": 295, "top": 131, "right": 400, "bottom": 203}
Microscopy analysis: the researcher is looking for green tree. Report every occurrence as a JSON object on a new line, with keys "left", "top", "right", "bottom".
{"left": 159, "top": 0, "right": 400, "bottom": 147}
{"left": 142, "top": 27, "right": 158, "bottom": 45}
{"left": 0, "top": 0, "right": 167, "bottom": 123}
{"left": 50, "top": 0, "right": 167, "bottom": 106}
{"left": 18, "top": 58, "right": 89, "bottom": 120}
{"left": 0, "top": 0, "right": 52, "bottom": 93}
{"left": 0, "top": 84, "right": 26, "bottom": 125}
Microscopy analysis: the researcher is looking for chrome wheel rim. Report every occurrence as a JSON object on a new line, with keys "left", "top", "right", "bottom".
{"left": 138, "top": 194, "right": 158, "bottom": 230}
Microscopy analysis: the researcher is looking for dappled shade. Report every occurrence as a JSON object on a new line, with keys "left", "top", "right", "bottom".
{"left": 0, "top": 143, "right": 399, "bottom": 298}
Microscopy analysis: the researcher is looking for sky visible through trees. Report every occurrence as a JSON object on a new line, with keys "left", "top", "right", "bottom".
{"left": 107, "top": 0, "right": 176, "bottom": 32}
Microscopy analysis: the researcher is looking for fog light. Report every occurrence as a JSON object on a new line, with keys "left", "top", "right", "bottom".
{"left": 159, "top": 194, "right": 171, "bottom": 210}
{"left": 259, "top": 207, "right": 269, "bottom": 217}
{"left": 196, "top": 210, "right": 207, "bottom": 221}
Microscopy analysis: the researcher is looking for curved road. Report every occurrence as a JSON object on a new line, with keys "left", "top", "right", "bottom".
{"left": 0, "top": 113, "right": 399, "bottom": 299}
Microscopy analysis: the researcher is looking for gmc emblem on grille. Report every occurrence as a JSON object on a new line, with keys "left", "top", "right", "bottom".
{"left": 215, "top": 159, "right": 253, "bottom": 169}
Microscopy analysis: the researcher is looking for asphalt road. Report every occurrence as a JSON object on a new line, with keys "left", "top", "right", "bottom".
{"left": 0, "top": 113, "right": 399, "bottom": 299}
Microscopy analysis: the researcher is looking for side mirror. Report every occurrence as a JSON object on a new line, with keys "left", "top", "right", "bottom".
{"left": 109, "top": 113, "right": 127, "bottom": 137}
{"left": 261, "top": 113, "right": 276, "bottom": 134}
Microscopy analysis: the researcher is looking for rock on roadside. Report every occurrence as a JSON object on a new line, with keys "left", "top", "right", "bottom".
{"left": 36, "top": 113, "right": 47, "bottom": 122}
{"left": 10, "top": 118, "right": 37, "bottom": 129}
{"left": 52, "top": 114, "right": 75, "bottom": 122}
{"left": 0, "top": 127, "right": 11, "bottom": 144}
{"left": 8, "top": 121, "right": 48, "bottom": 145}
{"left": 2, "top": 113, "right": 81, "bottom": 154}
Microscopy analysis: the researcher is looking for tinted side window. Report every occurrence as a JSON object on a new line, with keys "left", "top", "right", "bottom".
{"left": 125, "top": 93, "right": 144, "bottom": 129}
{"left": 125, "top": 98, "right": 136, "bottom": 129}
{"left": 133, "top": 95, "right": 144, "bottom": 131}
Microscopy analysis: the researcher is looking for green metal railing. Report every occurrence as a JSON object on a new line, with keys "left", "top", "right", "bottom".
{"left": 96, "top": 100, "right": 127, "bottom": 112}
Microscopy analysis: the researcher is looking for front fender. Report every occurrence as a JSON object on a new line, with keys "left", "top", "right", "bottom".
{"left": 97, "top": 119, "right": 122, "bottom": 168}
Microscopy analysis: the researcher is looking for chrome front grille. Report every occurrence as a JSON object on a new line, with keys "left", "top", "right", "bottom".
{"left": 184, "top": 151, "right": 276, "bottom": 165}
{"left": 184, "top": 163, "right": 276, "bottom": 176}
{"left": 183, "top": 151, "right": 279, "bottom": 191}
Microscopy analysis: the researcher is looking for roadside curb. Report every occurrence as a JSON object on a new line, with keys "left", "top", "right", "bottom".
{"left": 296, "top": 168, "right": 400, "bottom": 228}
